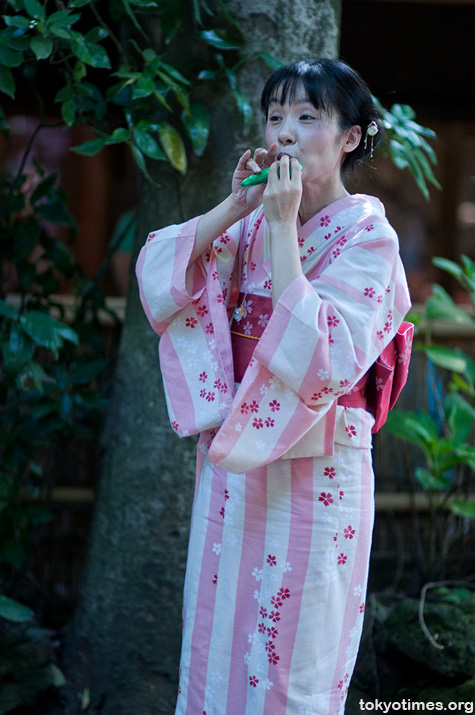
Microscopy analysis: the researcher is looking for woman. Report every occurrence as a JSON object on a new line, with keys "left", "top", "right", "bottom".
{"left": 137, "top": 59, "right": 412, "bottom": 714}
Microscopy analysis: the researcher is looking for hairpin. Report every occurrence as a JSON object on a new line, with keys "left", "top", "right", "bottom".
{"left": 364, "top": 121, "right": 379, "bottom": 159}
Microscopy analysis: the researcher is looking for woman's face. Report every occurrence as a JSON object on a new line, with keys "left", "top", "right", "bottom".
{"left": 264, "top": 83, "right": 358, "bottom": 187}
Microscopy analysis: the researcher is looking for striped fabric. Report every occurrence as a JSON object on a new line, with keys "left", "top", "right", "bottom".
{"left": 178, "top": 422, "right": 374, "bottom": 714}
{"left": 136, "top": 193, "right": 411, "bottom": 713}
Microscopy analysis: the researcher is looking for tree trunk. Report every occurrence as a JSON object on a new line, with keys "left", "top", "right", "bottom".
{"left": 63, "top": 3, "right": 341, "bottom": 713}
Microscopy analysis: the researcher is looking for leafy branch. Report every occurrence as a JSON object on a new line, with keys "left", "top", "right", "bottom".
{"left": 375, "top": 99, "right": 442, "bottom": 200}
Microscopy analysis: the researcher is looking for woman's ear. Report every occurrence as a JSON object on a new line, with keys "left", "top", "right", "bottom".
{"left": 343, "top": 125, "right": 362, "bottom": 154}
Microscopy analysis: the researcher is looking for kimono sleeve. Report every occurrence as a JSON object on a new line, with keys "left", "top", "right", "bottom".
{"left": 135, "top": 214, "right": 244, "bottom": 437}
{"left": 136, "top": 216, "right": 205, "bottom": 335}
{"left": 208, "top": 219, "right": 411, "bottom": 472}
{"left": 254, "top": 222, "right": 411, "bottom": 407}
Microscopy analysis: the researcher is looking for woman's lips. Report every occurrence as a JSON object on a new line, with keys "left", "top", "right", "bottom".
{"left": 276, "top": 151, "right": 295, "bottom": 161}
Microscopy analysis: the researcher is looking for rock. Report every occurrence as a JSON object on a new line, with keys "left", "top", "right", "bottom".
{"left": 384, "top": 594, "right": 475, "bottom": 679}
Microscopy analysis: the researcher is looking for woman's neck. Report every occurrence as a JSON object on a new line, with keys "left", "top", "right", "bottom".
{"left": 298, "top": 178, "right": 349, "bottom": 226}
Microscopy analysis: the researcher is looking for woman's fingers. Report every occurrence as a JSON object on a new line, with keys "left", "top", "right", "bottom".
{"left": 267, "top": 155, "right": 301, "bottom": 184}
{"left": 264, "top": 142, "right": 279, "bottom": 166}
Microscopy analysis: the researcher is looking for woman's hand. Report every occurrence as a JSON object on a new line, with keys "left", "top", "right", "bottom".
{"left": 230, "top": 143, "right": 279, "bottom": 213}
{"left": 263, "top": 156, "right": 304, "bottom": 307}
{"left": 262, "top": 155, "right": 303, "bottom": 229}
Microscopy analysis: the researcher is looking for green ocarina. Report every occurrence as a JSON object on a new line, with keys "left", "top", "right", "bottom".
{"left": 241, "top": 163, "right": 302, "bottom": 187}
{"left": 241, "top": 167, "right": 270, "bottom": 187}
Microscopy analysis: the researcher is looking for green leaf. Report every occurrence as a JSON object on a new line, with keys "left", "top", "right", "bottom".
{"left": 432, "top": 256, "right": 466, "bottom": 282}
{"left": 30, "top": 35, "right": 53, "bottom": 60}
{"left": 85, "top": 27, "right": 108, "bottom": 42}
{"left": 154, "top": 0, "right": 182, "bottom": 40}
{"left": 425, "top": 284, "right": 474, "bottom": 324}
{"left": 46, "top": 9, "right": 80, "bottom": 28}
{"left": 0, "top": 43, "right": 23, "bottom": 67}
{"left": 197, "top": 69, "right": 217, "bottom": 81}
{"left": 173, "top": 88, "right": 190, "bottom": 114}
{"left": 433, "top": 255, "right": 475, "bottom": 299}
{"left": 389, "top": 139, "right": 429, "bottom": 200}
{"left": 449, "top": 500, "right": 475, "bottom": 519}
{"left": 75, "top": 80, "right": 103, "bottom": 100}
{"left": 224, "top": 65, "right": 236, "bottom": 90}
{"left": 131, "top": 76, "right": 155, "bottom": 99}
{"left": 51, "top": 664, "right": 67, "bottom": 687}
{"left": 391, "top": 103, "right": 416, "bottom": 121}
{"left": 129, "top": 0, "right": 159, "bottom": 6}
{"left": 130, "top": 144, "right": 154, "bottom": 183}
{"left": 36, "top": 198, "right": 76, "bottom": 227}
{"left": 444, "top": 392, "right": 475, "bottom": 444}
{"left": 16, "top": 359, "right": 49, "bottom": 391}
{"left": 461, "top": 254, "right": 475, "bottom": 274}
{"left": 157, "top": 123, "right": 187, "bottom": 173}
{"left": 181, "top": 103, "right": 209, "bottom": 157}
{"left": 72, "top": 136, "right": 107, "bottom": 156}
{"left": 4, "top": 322, "right": 35, "bottom": 368}
{"left": 3, "top": 15, "right": 31, "bottom": 28}
{"left": 156, "top": 59, "right": 191, "bottom": 87}
{"left": 3, "top": 30, "right": 30, "bottom": 52}
{"left": 415, "top": 467, "right": 448, "bottom": 491}
{"left": 233, "top": 88, "right": 253, "bottom": 134}
{"left": 24, "top": 0, "right": 45, "bottom": 20}
{"left": 73, "top": 59, "right": 87, "bottom": 82}
{"left": 256, "top": 51, "right": 284, "bottom": 70}
{"left": 424, "top": 344, "right": 471, "bottom": 374}
{"left": 192, "top": 0, "right": 213, "bottom": 24}
{"left": 105, "top": 127, "right": 130, "bottom": 144}
{"left": 19, "top": 311, "right": 79, "bottom": 358}
{"left": 61, "top": 96, "right": 77, "bottom": 126}
{"left": 68, "top": 358, "right": 109, "bottom": 384}
{"left": 0, "top": 595, "right": 34, "bottom": 622}
{"left": 384, "top": 409, "right": 439, "bottom": 448}
{"left": 70, "top": 38, "right": 111, "bottom": 69}
{"left": 454, "top": 442, "right": 475, "bottom": 467}
{"left": 414, "top": 147, "right": 441, "bottom": 190}
{"left": 119, "top": 0, "right": 144, "bottom": 33}
{"left": 29, "top": 173, "right": 56, "bottom": 203}
{"left": 409, "top": 418, "right": 439, "bottom": 446}
{"left": 0, "top": 299, "right": 18, "bottom": 320}
{"left": 0, "top": 64, "right": 15, "bottom": 98}
{"left": 199, "top": 29, "right": 241, "bottom": 50}
{"left": 133, "top": 125, "right": 165, "bottom": 160}
{"left": 434, "top": 586, "right": 472, "bottom": 603}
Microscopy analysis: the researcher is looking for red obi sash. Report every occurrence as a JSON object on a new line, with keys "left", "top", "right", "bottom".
{"left": 230, "top": 293, "right": 413, "bottom": 434}
{"left": 230, "top": 294, "right": 270, "bottom": 384}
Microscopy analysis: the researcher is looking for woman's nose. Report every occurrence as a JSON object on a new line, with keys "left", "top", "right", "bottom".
{"left": 278, "top": 121, "right": 295, "bottom": 144}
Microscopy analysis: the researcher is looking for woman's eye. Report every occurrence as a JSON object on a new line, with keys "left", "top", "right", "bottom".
{"left": 268, "top": 115, "right": 281, "bottom": 123}
{"left": 300, "top": 114, "right": 315, "bottom": 121}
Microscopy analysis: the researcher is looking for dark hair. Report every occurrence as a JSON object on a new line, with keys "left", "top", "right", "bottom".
{"left": 260, "top": 58, "right": 382, "bottom": 171}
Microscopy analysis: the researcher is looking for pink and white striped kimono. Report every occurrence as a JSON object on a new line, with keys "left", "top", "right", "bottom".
{"left": 136, "top": 193, "right": 411, "bottom": 714}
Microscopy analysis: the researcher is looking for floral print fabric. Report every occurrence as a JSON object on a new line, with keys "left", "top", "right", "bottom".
{"left": 177, "top": 434, "right": 375, "bottom": 714}
{"left": 136, "top": 193, "right": 411, "bottom": 713}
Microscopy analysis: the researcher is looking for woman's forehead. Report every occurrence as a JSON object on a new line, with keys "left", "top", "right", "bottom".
{"left": 269, "top": 80, "right": 310, "bottom": 106}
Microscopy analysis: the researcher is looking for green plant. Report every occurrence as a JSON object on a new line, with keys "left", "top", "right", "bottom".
{"left": 0, "top": 594, "right": 65, "bottom": 713}
{"left": 0, "top": 0, "right": 442, "bottom": 578}
{"left": 0, "top": 0, "right": 257, "bottom": 182}
{"left": 375, "top": 99, "right": 442, "bottom": 201}
{"left": 0, "top": 1, "right": 445, "bottom": 709}
{"left": 0, "top": 162, "right": 111, "bottom": 591}
{"left": 0, "top": 1, "right": 441, "bottom": 187}
{"left": 385, "top": 255, "right": 475, "bottom": 579}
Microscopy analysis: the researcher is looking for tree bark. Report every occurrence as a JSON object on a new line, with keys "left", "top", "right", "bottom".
{"left": 63, "top": 3, "right": 341, "bottom": 713}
